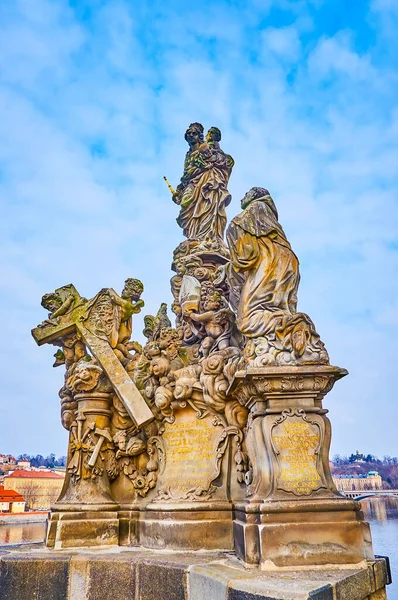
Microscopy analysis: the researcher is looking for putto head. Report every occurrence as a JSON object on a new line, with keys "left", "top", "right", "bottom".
{"left": 200, "top": 283, "right": 223, "bottom": 311}
{"left": 122, "top": 278, "right": 144, "bottom": 301}
{"left": 171, "top": 300, "right": 182, "bottom": 316}
{"left": 206, "top": 127, "right": 221, "bottom": 143}
{"left": 174, "top": 259, "right": 187, "bottom": 276}
{"left": 41, "top": 292, "right": 62, "bottom": 313}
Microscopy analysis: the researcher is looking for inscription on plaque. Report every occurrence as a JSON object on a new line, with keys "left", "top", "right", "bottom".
{"left": 272, "top": 414, "right": 324, "bottom": 495}
{"left": 157, "top": 408, "right": 218, "bottom": 499}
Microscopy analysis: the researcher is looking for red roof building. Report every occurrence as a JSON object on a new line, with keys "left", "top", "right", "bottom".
{"left": 0, "top": 485, "right": 26, "bottom": 513}
{"left": 6, "top": 470, "right": 63, "bottom": 479}
{"left": 4, "top": 470, "right": 65, "bottom": 510}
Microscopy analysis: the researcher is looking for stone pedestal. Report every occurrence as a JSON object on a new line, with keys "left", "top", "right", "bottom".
{"left": 139, "top": 406, "right": 244, "bottom": 551}
{"left": 230, "top": 365, "right": 374, "bottom": 569}
{"left": 46, "top": 392, "right": 119, "bottom": 549}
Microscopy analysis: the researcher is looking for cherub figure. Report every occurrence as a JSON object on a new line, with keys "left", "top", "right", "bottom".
{"left": 41, "top": 292, "right": 70, "bottom": 321}
{"left": 170, "top": 259, "right": 187, "bottom": 301}
{"left": 114, "top": 278, "right": 145, "bottom": 364}
{"left": 40, "top": 284, "right": 84, "bottom": 326}
{"left": 52, "top": 333, "right": 86, "bottom": 368}
{"left": 206, "top": 126, "right": 234, "bottom": 174}
{"left": 186, "top": 288, "right": 234, "bottom": 357}
{"left": 113, "top": 430, "right": 146, "bottom": 459}
{"left": 206, "top": 126, "right": 222, "bottom": 149}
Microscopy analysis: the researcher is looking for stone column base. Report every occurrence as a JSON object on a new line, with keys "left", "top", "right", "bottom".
{"left": 118, "top": 509, "right": 140, "bottom": 546}
{"left": 140, "top": 503, "right": 234, "bottom": 551}
{"left": 234, "top": 497, "right": 374, "bottom": 569}
{"left": 46, "top": 510, "right": 119, "bottom": 550}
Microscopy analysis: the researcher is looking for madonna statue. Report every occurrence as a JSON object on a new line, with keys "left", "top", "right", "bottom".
{"left": 172, "top": 123, "right": 234, "bottom": 244}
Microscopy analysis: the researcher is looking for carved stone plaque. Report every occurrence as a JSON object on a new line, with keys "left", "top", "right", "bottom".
{"left": 155, "top": 407, "right": 220, "bottom": 501}
{"left": 271, "top": 412, "right": 325, "bottom": 496}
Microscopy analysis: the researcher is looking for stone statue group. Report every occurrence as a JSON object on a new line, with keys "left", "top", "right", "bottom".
{"left": 170, "top": 121, "right": 328, "bottom": 368}
{"left": 30, "top": 123, "right": 372, "bottom": 575}
{"left": 32, "top": 121, "right": 330, "bottom": 508}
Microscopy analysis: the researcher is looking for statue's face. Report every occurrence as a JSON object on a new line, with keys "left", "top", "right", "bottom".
{"left": 117, "top": 435, "right": 127, "bottom": 451}
{"left": 185, "top": 127, "right": 203, "bottom": 147}
{"left": 144, "top": 341, "right": 160, "bottom": 358}
{"left": 47, "top": 299, "right": 60, "bottom": 311}
{"left": 203, "top": 295, "right": 221, "bottom": 311}
{"left": 122, "top": 280, "right": 143, "bottom": 300}
{"left": 175, "top": 261, "right": 186, "bottom": 276}
{"left": 41, "top": 293, "right": 62, "bottom": 312}
{"left": 171, "top": 301, "right": 182, "bottom": 315}
{"left": 152, "top": 356, "right": 168, "bottom": 377}
{"left": 206, "top": 128, "right": 220, "bottom": 143}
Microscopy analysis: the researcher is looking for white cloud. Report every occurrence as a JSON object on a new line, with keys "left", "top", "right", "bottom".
{"left": 262, "top": 26, "right": 301, "bottom": 59}
{"left": 308, "top": 33, "right": 373, "bottom": 80}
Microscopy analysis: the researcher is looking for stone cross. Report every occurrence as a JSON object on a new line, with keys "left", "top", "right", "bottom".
{"left": 32, "top": 285, "right": 154, "bottom": 429}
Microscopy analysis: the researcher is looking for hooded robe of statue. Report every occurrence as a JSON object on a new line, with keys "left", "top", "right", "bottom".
{"left": 226, "top": 192, "right": 328, "bottom": 364}
{"left": 226, "top": 193, "right": 300, "bottom": 337}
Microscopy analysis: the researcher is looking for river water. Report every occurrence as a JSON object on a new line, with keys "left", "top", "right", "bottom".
{"left": 361, "top": 497, "right": 398, "bottom": 600}
{"left": 0, "top": 521, "right": 45, "bottom": 546}
{"left": 0, "top": 498, "right": 397, "bottom": 597}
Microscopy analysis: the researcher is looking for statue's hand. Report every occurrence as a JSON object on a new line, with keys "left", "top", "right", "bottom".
{"left": 172, "top": 185, "right": 183, "bottom": 205}
{"left": 172, "top": 192, "right": 181, "bottom": 205}
{"left": 133, "top": 299, "right": 145, "bottom": 311}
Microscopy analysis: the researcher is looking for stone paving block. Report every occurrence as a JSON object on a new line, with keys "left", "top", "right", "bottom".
{"left": 189, "top": 564, "right": 230, "bottom": 600}
{"left": 227, "top": 569, "right": 336, "bottom": 600}
{"left": 228, "top": 578, "right": 310, "bottom": 600}
{"left": 307, "top": 584, "right": 334, "bottom": 600}
{"left": 87, "top": 555, "right": 136, "bottom": 600}
{"left": 137, "top": 557, "right": 187, "bottom": 600}
{"left": 334, "top": 567, "right": 373, "bottom": 600}
{"left": 373, "top": 558, "right": 391, "bottom": 590}
{"left": 68, "top": 555, "right": 89, "bottom": 600}
{"left": 228, "top": 590, "right": 280, "bottom": 600}
{"left": 0, "top": 554, "right": 70, "bottom": 600}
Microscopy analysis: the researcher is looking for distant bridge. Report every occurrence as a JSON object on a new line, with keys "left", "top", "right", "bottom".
{"left": 341, "top": 490, "right": 398, "bottom": 501}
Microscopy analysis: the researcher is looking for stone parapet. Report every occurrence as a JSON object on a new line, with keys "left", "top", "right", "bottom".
{"left": 0, "top": 546, "right": 390, "bottom": 600}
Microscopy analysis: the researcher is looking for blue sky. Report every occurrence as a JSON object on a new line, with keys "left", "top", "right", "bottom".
{"left": 0, "top": 0, "right": 397, "bottom": 458}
